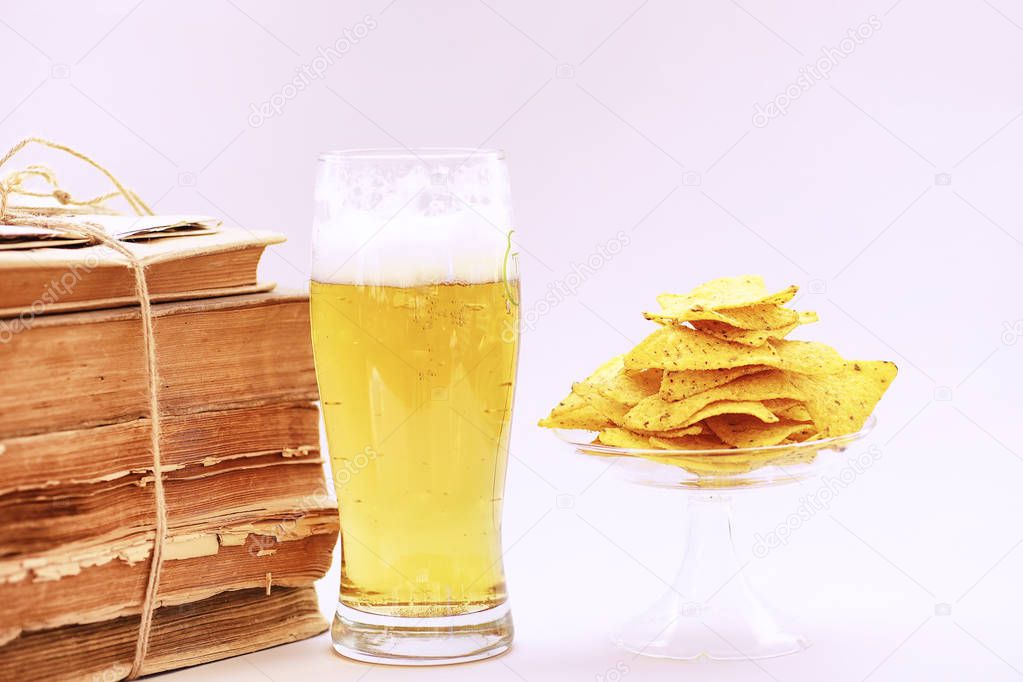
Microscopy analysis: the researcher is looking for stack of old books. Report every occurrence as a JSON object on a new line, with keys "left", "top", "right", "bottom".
{"left": 0, "top": 223, "right": 338, "bottom": 680}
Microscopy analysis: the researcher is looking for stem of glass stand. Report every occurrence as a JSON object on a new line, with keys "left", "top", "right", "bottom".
{"left": 674, "top": 495, "right": 742, "bottom": 607}
{"left": 614, "top": 493, "right": 807, "bottom": 661}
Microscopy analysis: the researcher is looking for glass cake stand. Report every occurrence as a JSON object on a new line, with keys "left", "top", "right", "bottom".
{"left": 554, "top": 417, "right": 875, "bottom": 661}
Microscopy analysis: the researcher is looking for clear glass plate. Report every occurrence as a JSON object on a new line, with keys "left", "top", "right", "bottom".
{"left": 553, "top": 417, "right": 875, "bottom": 660}
{"left": 553, "top": 416, "right": 874, "bottom": 491}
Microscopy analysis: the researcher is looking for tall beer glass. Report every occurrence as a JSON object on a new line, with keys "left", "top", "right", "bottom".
{"left": 310, "top": 149, "right": 518, "bottom": 664}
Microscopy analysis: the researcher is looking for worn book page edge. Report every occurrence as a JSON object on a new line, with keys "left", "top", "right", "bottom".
{"left": 3, "top": 288, "right": 310, "bottom": 328}
{"left": 0, "top": 228, "right": 285, "bottom": 267}
{"left": 0, "top": 281, "right": 277, "bottom": 319}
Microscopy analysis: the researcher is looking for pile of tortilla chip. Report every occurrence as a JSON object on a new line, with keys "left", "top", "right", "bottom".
{"left": 539, "top": 275, "right": 897, "bottom": 475}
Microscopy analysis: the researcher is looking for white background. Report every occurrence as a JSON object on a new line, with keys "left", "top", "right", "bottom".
{"left": 3, "top": 1, "right": 1023, "bottom": 680}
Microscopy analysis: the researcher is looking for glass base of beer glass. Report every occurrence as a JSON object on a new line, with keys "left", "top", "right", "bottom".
{"left": 331, "top": 602, "right": 514, "bottom": 665}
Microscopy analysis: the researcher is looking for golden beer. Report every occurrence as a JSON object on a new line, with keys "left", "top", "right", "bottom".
{"left": 310, "top": 279, "right": 518, "bottom": 616}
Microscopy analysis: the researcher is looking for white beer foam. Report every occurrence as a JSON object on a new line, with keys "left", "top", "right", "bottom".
{"left": 312, "top": 211, "right": 510, "bottom": 287}
{"left": 312, "top": 154, "right": 513, "bottom": 287}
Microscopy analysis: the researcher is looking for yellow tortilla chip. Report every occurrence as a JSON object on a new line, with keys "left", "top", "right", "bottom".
{"left": 597, "top": 367, "right": 663, "bottom": 407}
{"left": 574, "top": 383, "right": 630, "bottom": 425}
{"left": 653, "top": 276, "right": 798, "bottom": 314}
{"left": 631, "top": 423, "right": 705, "bottom": 437}
{"left": 538, "top": 392, "right": 613, "bottom": 430}
{"left": 625, "top": 326, "right": 779, "bottom": 371}
{"left": 649, "top": 433, "right": 733, "bottom": 450}
{"left": 787, "top": 360, "right": 898, "bottom": 437}
{"left": 628, "top": 328, "right": 843, "bottom": 375}
{"left": 597, "top": 427, "right": 654, "bottom": 450}
{"left": 567, "top": 356, "right": 633, "bottom": 425}
{"left": 658, "top": 424, "right": 705, "bottom": 437}
{"left": 660, "top": 365, "right": 771, "bottom": 401}
{"left": 645, "top": 301, "right": 800, "bottom": 328}
{"left": 625, "top": 395, "right": 782, "bottom": 433}
{"left": 626, "top": 370, "right": 801, "bottom": 431}
{"left": 705, "top": 414, "right": 817, "bottom": 448}
{"left": 564, "top": 357, "right": 663, "bottom": 424}
{"left": 768, "top": 339, "right": 845, "bottom": 374}
{"left": 782, "top": 429, "right": 819, "bottom": 444}
{"left": 651, "top": 444, "right": 823, "bottom": 475}
{"left": 693, "top": 311, "right": 818, "bottom": 347}
{"left": 647, "top": 453, "right": 758, "bottom": 475}
{"left": 772, "top": 449, "right": 819, "bottom": 464}
{"left": 761, "top": 398, "right": 812, "bottom": 422}
{"left": 677, "top": 400, "right": 781, "bottom": 428}
{"left": 761, "top": 397, "right": 799, "bottom": 410}
{"left": 539, "top": 356, "right": 627, "bottom": 428}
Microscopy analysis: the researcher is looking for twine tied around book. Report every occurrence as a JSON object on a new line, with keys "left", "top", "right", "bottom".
{"left": 1, "top": 138, "right": 166, "bottom": 680}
